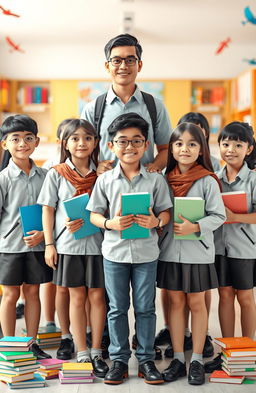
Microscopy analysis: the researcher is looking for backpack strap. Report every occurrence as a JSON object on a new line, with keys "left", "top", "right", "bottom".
{"left": 94, "top": 92, "right": 107, "bottom": 135}
{"left": 141, "top": 91, "right": 157, "bottom": 137}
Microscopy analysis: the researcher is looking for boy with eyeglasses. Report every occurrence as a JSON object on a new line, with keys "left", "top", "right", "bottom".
{"left": 81, "top": 33, "right": 172, "bottom": 176}
{"left": 87, "top": 113, "right": 172, "bottom": 385}
{"left": 0, "top": 114, "right": 53, "bottom": 360}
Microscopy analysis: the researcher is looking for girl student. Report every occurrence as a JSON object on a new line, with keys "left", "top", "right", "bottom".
{"left": 37, "top": 119, "right": 108, "bottom": 378}
{"left": 205, "top": 121, "right": 256, "bottom": 373}
{"left": 157, "top": 122, "right": 226, "bottom": 386}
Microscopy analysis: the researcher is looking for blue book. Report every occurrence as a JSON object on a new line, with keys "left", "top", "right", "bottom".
{"left": 63, "top": 193, "right": 100, "bottom": 240}
{"left": 35, "top": 86, "right": 42, "bottom": 103}
{"left": 121, "top": 192, "right": 150, "bottom": 239}
{"left": 19, "top": 204, "right": 43, "bottom": 237}
{"left": 7, "top": 373, "right": 45, "bottom": 388}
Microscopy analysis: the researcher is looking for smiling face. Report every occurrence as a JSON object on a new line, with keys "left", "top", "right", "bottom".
{"left": 108, "top": 127, "right": 149, "bottom": 165}
{"left": 65, "top": 127, "right": 97, "bottom": 161}
{"left": 105, "top": 45, "right": 142, "bottom": 88}
{"left": 1, "top": 131, "right": 39, "bottom": 162}
{"left": 171, "top": 130, "right": 201, "bottom": 172}
{"left": 219, "top": 138, "right": 253, "bottom": 169}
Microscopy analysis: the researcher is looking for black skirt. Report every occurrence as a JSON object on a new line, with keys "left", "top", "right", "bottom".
{"left": 53, "top": 254, "right": 105, "bottom": 288}
{"left": 215, "top": 255, "right": 255, "bottom": 290}
{"left": 157, "top": 261, "right": 219, "bottom": 293}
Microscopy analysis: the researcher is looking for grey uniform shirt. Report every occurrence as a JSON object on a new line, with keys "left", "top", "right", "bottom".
{"left": 214, "top": 162, "right": 256, "bottom": 259}
{"left": 81, "top": 86, "right": 172, "bottom": 165}
{"left": 0, "top": 159, "right": 47, "bottom": 253}
{"left": 86, "top": 162, "right": 172, "bottom": 263}
{"left": 159, "top": 176, "right": 226, "bottom": 264}
{"left": 37, "top": 158, "right": 102, "bottom": 256}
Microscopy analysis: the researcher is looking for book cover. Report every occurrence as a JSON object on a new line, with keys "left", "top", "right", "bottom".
{"left": 0, "top": 351, "right": 34, "bottom": 361}
{"left": 209, "top": 369, "right": 244, "bottom": 384}
{"left": 63, "top": 193, "right": 100, "bottom": 240}
{"left": 41, "top": 87, "right": 48, "bottom": 104}
{"left": 0, "top": 358, "right": 36, "bottom": 368}
{"left": 223, "top": 347, "right": 256, "bottom": 357}
{"left": 173, "top": 197, "right": 205, "bottom": 240}
{"left": 35, "top": 86, "right": 42, "bottom": 103}
{"left": 62, "top": 362, "right": 93, "bottom": 372}
{"left": 121, "top": 192, "right": 150, "bottom": 240}
{"left": 221, "top": 191, "right": 247, "bottom": 224}
{"left": 59, "top": 371, "right": 95, "bottom": 384}
{"left": 19, "top": 204, "right": 43, "bottom": 237}
{"left": 39, "top": 358, "right": 68, "bottom": 369}
{"left": 7, "top": 373, "right": 45, "bottom": 388}
{"left": 214, "top": 336, "right": 256, "bottom": 349}
{"left": 0, "top": 371, "right": 34, "bottom": 383}
{"left": 222, "top": 365, "right": 256, "bottom": 376}
{"left": 0, "top": 337, "right": 34, "bottom": 347}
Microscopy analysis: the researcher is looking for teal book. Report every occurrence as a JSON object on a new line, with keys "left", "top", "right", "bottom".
{"left": 63, "top": 193, "right": 100, "bottom": 240}
{"left": 0, "top": 351, "right": 34, "bottom": 360}
{"left": 174, "top": 197, "right": 205, "bottom": 240}
{"left": 0, "top": 337, "right": 34, "bottom": 347}
{"left": 121, "top": 192, "right": 150, "bottom": 240}
{"left": 7, "top": 373, "right": 45, "bottom": 388}
{"left": 19, "top": 204, "right": 43, "bottom": 237}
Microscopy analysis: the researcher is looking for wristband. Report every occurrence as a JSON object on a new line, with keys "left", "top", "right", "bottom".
{"left": 45, "top": 243, "right": 54, "bottom": 247}
{"left": 155, "top": 217, "right": 162, "bottom": 229}
{"left": 104, "top": 219, "right": 111, "bottom": 231}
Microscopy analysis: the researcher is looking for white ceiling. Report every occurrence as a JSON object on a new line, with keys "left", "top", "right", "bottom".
{"left": 0, "top": 0, "right": 255, "bottom": 46}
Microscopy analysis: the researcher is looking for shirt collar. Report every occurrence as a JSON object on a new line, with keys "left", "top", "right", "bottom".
{"left": 8, "top": 158, "right": 41, "bottom": 178}
{"left": 65, "top": 157, "right": 95, "bottom": 175}
{"left": 106, "top": 85, "right": 142, "bottom": 104}
{"left": 218, "top": 161, "right": 250, "bottom": 183}
{"left": 112, "top": 160, "right": 149, "bottom": 180}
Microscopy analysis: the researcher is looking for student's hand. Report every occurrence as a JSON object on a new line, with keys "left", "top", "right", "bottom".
{"left": 144, "top": 163, "right": 162, "bottom": 173}
{"left": 96, "top": 160, "right": 115, "bottom": 176}
{"left": 23, "top": 230, "right": 44, "bottom": 247}
{"left": 65, "top": 217, "right": 84, "bottom": 233}
{"left": 107, "top": 209, "right": 134, "bottom": 231}
{"left": 173, "top": 215, "right": 200, "bottom": 236}
{"left": 133, "top": 207, "right": 159, "bottom": 229}
{"left": 45, "top": 245, "right": 58, "bottom": 270}
{"left": 225, "top": 207, "right": 237, "bottom": 223}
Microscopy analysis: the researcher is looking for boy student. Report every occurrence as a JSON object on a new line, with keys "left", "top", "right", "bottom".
{"left": 81, "top": 33, "right": 172, "bottom": 175}
{"left": 87, "top": 113, "right": 172, "bottom": 384}
{"left": 0, "top": 114, "right": 52, "bottom": 360}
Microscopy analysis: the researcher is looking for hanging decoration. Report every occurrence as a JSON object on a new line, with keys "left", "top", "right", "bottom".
{"left": 242, "top": 6, "right": 256, "bottom": 25}
{"left": 0, "top": 5, "right": 20, "bottom": 17}
{"left": 215, "top": 37, "right": 231, "bottom": 55}
{"left": 5, "top": 36, "right": 25, "bottom": 53}
{"left": 243, "top": 58, "right": 256, "bottom": 65}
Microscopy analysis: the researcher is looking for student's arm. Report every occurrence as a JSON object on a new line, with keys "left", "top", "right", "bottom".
{"left": 42, "top": 205, "right": 58, "bottom": 270}
{"left": 96, "top": 160, "right": 115, "bottom": 176}
{"left": 90, "top": 210, "right": 134, "bottom": 231}
{"left": 145, "top": 144, "right": 168, "bottom": 172}
{"left": 225, "top": 208, "right": 256, "bottom": 224}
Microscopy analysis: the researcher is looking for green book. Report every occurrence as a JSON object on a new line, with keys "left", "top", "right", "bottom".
{"left": 174, "top": 197, "right": 205, "bottom": 240}
{"left": 121, "top": 192, "right": 150, "bottom": 239}
{"left": 0, "top": 351, "right": 34, "bottom": 360}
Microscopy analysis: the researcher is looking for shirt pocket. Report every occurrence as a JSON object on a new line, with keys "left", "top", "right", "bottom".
{"left": 240, "top": 227, "right": 256, "bottom": 245}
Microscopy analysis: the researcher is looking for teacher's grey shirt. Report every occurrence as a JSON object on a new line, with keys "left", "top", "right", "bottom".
{"left": 87, "top": 162, "right": 172, "bottom": 264}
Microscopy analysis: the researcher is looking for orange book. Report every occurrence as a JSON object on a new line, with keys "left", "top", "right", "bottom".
{"left": 209, "top": 370, "right": 244, "bottom": 384}
{"left": 221, "top": 191, "right": 247, "bottom": 224}
{"left": 214, "top": 337, "right": 256, "bottom": 349}
{"left": 223, "top": 348, "right": 256, "bottom": 357}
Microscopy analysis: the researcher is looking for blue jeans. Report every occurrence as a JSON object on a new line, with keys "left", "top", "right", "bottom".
{"left": 103, "top": 258, "right": 157, "bottom": 365}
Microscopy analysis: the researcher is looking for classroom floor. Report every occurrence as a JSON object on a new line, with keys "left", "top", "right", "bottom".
{"left": 2, "top": 288, "right": 256, "bottom": 393}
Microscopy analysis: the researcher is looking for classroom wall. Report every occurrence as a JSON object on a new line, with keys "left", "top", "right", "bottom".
{"left": 0, "top": 42, "right": 255, "bottom": 80}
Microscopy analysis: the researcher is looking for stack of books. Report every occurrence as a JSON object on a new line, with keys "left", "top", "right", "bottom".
{"left": 209, "top": 337, "right": 256, "bottom": 384}
{"left": 23, "top": 326, "right": 61, "bottom": 349}
{"left": 0, "top": 336, "right": 45, "bottom": 389}
{"left": 59, "top": 362, "right": 95, "bottom": 384}
{"left": 38, "top": 358, "right": 68, "bottom": 380}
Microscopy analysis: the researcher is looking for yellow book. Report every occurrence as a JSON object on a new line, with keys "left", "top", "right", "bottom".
{"left": 62, "top": 362, "right": 93, "bottom": 372}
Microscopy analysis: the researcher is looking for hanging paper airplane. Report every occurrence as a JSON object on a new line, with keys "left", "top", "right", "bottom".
{"left": 0, "top": 5, "right": 20, "bottom": 17}
{"left": 215, "top": 38, "right": 231, "bottom": 55}
{"left": 6, "top": 37, "right": 25, "bottom": 53}
{"left": 243, "top": 58, "right": 256, "bottom": 65}
{"left": 242, "top": 6, "right": 256, "bottom": 25}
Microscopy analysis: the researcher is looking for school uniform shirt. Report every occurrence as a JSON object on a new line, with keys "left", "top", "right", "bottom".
{"left": 81, "top": 86, "right": 172, "bottom": 165}
{"left": 214, "top": 162, "right": 256, "bottom": 259}
{"left": 159, "top": 175, "right": 226, "bottom": 264}
{"left": 86, "top": 162, "right": 172, "bottom": 263}
{"left": 37, "top": 158, "right": 102, "bottom": 256}
{"left": 0, "top": 159, "right": 47, "bottom": 253}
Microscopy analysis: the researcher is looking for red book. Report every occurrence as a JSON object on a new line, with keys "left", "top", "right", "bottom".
{"left": 209, "top": 370, "right": 244, "bottom": 384}
{"left": 41, "top": 88, "right": 48, "bottom": 103}
{"left": 221, "top": 191, "right": 247, "bottom": 224}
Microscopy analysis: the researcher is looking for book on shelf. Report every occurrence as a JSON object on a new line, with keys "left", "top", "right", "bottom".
{"left": 0, "top": 352, "right": 34, "bottom": 361}
{"left": 0, "top": 337, "right": 34, "bottom": 347}
{"left": 210, "top": 86, "right": 225, "bottom": 105}
{"left": 214, "top": 336, "right": 256, "bottom": 349}
{"left": 63, "top": 193, "right": 100, "bottom": 240}
{"left": 19, "top": 204, "right": 43, "bottom": 236}
{"left": 221, "top": 192, "right": 247, "bottom": 224}
{"left": 209, "top": 369, "right": 244, "bottom": 384}
{"left": 173, "top": 197, "right": 205, "bottom": 240}
{"left": 6, "top": 373, "right": 45, "bottom": 389}
{"left": 0, "top": 79, "right": 9, "bottom": 107}
{"left": 121, "top": 192, "right": 150, "bottom": 240}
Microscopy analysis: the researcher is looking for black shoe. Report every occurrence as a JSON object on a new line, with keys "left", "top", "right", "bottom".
{"left": 138, "top": 361, "right": 164, "bottom": 384}
{"left": 188, "top": 361, "right": 205, "bottom": 385}
{"left": 132, "top": 335, "right": 162, "bottom": 360}
{"left": 164, "top": 344, "right": 174, "bottom": 358}
{"left": 16, "top": 303, "right": 24, "bottom": 319}
{"left": 56, "top": 338, "right": 74, "bottom": 360}
{"left": 154, "top": 328, "right": 171, "bottom": 346}
{"left": 91, "top": 355, "right": 109, "bottom": 378}
{"left": 86, "top": 332, "right": 92, "bottom": 348}
{"left": 184, "top": 334, "right": 192, "bottom": 351}
{"left": 31, "top": 343, "right": 52, "bottom": 360}
{"left": 101, "top": 335, "right": 110, "bottom": 359}
{"left": 203, "top": 335, "right": 214, "bottom": 358}
{"left": 162, "top": 359, "right": 186, "bottom": 382}
{"left": 204, "top": 353, "right": 222, "bottom": 373}
{"left": 104, "top": 361, "right": 128, "bottom": 384}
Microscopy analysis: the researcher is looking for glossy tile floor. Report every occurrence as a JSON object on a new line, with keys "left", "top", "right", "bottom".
{"left": 2, "top": 288, "right": 256, "bottom": 392}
